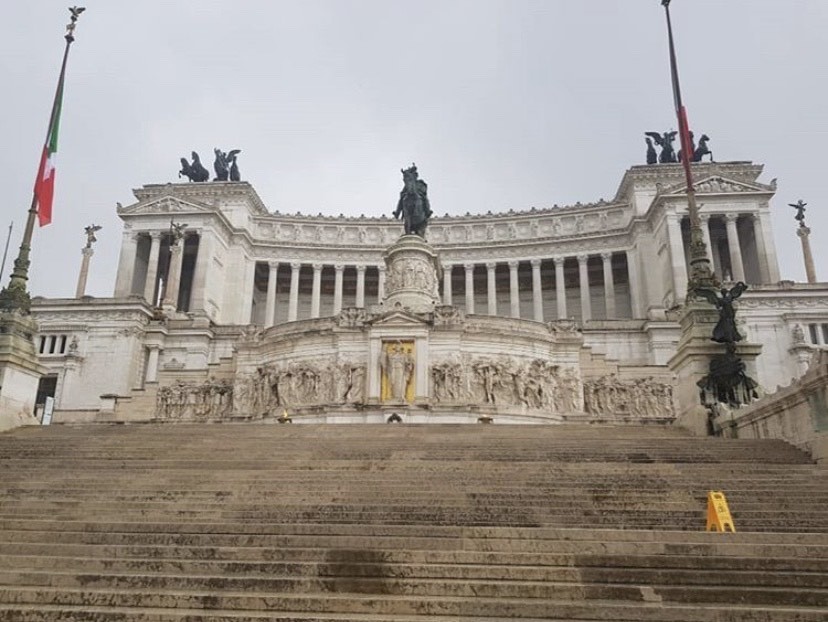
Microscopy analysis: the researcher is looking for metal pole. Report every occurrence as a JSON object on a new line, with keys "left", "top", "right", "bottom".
{"left": 0, "top": 8, "right": 85, "bottom": 314}
{"left": 0, "top": 222, "right": 12, "bottom": 284}
{"left": 661, "top": 0, "right": 717, "bottom": 297}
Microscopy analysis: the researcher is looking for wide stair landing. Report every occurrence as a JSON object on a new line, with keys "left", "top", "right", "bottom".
{"left": 0, "top": 423, "right": 825, "bottom": 621}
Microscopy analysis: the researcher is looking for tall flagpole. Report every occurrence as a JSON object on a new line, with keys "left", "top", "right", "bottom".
{"left": 661, "top": 0, "right": 717, "bottom": 298}
{"left": 0, "top": 7, "right": 85, "bottom": 314}
{"left": 0, "top": 222, "right": 13, "bottom": 284}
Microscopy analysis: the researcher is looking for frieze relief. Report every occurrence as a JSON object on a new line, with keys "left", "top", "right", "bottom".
{"left": 156, "top": 379, "right": 234, "bottom": 421}
{"left": 583, "top": 375, "right": 674, "bottom": 419}
{"left": 233, "top": 359, "right": 366, "bottom": 415}
{"left": 431, "top": 355, "right": 582, "bottom": 412}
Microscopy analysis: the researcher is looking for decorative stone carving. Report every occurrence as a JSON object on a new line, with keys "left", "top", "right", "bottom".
{"left": 424, "top": 356, "right": 583, "bottom": 412}
{"left": 583, "top": 375, "right": 674, "bottom": 419}
{"left": 382, "top": 235, "right": 441, "bottom": 313}
{"left": 338, "top": 307, "right": 369, "bottom": 328}
{"left": 157, "top": 379, "right": 234, "bottom": 420}
{"left": 433, "top": 305, "right": 464, "bottom": 326}
{"left": 233, "top": 359, "right": 367, "bottom": 415}
{"left": 547, "top": 319, "right": 580, "bottom": 334}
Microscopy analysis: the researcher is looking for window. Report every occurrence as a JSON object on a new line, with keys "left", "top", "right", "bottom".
{"left": 38, "top": 333, "right": 69, "bottom": 356}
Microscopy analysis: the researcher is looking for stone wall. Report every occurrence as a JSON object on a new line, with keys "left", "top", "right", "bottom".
{"left": 714, "top": 350, "right": 828, "bottom": 463}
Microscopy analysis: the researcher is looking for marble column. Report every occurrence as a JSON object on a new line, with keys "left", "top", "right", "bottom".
{"left": 265, "top": 261, "right": 278, "bottom": 327}
{"left": 377, "top": 265, "right": 386, "bottom": 303}
{"left": 113, "top": 231, "right": 139, "bottom": 297}
{"left": 188, "top": 233, "right": 210, "bottom": 314}
{"left": 626, "top": 249, "right": 643, "bottom": 319}
{"left": 311, "top": 263, "right": 323, "bottom": 318}
{"left": 143, "top": 232, "right": 162, "bottom": 304}
{"left": 161, "top": 243, "right": 184, "bottom": 312}
{"left": 145, "top": 346, "right": 161, "bottom": 383}
{"left": 288, "top": 262, "right": 301, "bottom": 322}
{"left": 751, "top": 214, "right": 771, "bottom": 284}
{"left": 355, "top": 265, "right": 366, "bottom": 308}
{"left": 486, "top": 262, "right": 497, "bottom": 316}
{"left": 508, "top": 260, "right": 520, "bottom": 319}
{"left": 531, "top": 259, "right": 543, "bottom": 322}
{"left": 333, "top": 265, "right": 344, "bottom": 314}
{"left": 601, "top": 252, "right": 615, "bottom": 319}
{"left": 442, "top": 264, "right": 453, "bottom": 305}
{"left": 666, "top": 213, "right": 688, "bottom": 301}
{"left": 725, "top": 213, "right": 746, "bottom": 282}
{"left": 798, "top": 226, "right": 817, "bottom": 284}
{"left": 464, "top": 263, "right": 475, "bottom": 314}
{"left": 577, "top": 255, "right": 592, "bottom": 322}
{"left": 554, "top": 257, "right": 567, "bottom": 319}
{"left": 75, "top": 247, "right": 94, "bottom": 298}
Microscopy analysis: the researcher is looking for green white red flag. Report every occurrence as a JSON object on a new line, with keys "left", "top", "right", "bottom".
{"left": 33, "top": 76, "right": 64, "bottom": 227}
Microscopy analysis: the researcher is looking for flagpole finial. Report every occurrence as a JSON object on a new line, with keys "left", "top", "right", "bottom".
{"left": 65, "top": 6, "right": 86, "bottom": 42}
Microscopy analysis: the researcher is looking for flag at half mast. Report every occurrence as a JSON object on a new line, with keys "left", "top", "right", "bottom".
{"left": 663, "top": 0, "right": 694, "bottom": 186}
{"left": 33, "top": 71, "right": 65, "bottom": 227}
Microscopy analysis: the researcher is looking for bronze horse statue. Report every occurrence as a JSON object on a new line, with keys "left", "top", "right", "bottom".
{"left": 393, "top": 164, "right": 432, "bottom": 238}
{"left": 179, "top": 151, "right": 210, "bottom": 182}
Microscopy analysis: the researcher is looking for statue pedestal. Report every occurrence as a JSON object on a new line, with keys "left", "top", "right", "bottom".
{"left": 381, "top": 235, "right": 441, "bottom": 314}
{"left": 0, "top": 312, "right": 46, "bottom": 432}
{"left": 667, "top": 301, "right": 761, "bottom": 435}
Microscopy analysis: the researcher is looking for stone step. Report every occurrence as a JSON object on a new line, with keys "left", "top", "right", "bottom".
{"left": 2, "top": 586, "right": 828, "bottom": 616}
{"left": 2, "top": 570, "right": 827, "bottom": 605}
{"left": 2, "top": 603, "right": 826, "bottom": 622}
{"left": 1, "top": 557, "right": 824, "bottom": 589}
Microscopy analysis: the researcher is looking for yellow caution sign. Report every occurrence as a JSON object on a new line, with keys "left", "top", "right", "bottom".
{"left": 706, "top": 491, "right": 736, "bottom": 532}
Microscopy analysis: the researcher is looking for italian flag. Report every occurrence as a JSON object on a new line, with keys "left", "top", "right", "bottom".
{"left": 33, "top": 78, "right": 64, "bottom": 227}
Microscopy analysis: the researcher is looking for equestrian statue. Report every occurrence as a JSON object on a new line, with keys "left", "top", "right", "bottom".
{"left": 393, "top": 164, "right": 432, "bottom": 238}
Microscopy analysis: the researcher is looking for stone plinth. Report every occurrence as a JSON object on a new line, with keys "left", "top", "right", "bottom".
{"left": 381, "top": 235, "right": 441, "bottom": 314}
{"left": 667, "top": 301, "right": 762, "bottom": 435}
{"left": 0, "top": 312, "right": 45, "bottom": 432}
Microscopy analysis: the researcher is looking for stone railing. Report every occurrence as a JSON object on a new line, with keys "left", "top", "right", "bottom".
{"left": 713, "top": 350, "right": 828, "bottom": 463}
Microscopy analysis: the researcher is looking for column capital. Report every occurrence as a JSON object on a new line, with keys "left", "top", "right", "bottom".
{"left": 356, "top": 265, "right": 367, "bottom": 273}
{"left": 268, "top": 260, "right": 279, "bottom": 270}
{"left": 377, "top": 264, "right": 386, "bottom": 273}
{"left": 334, "top": 264, "right": 345, "bottom": 272}
{"left": 485, "top": 262, "right": 497, "bottom": 270}
{"left": 530, "top": 258, "right": 542, "bottom": 268}
{"left": 290, "top": 261, "right": 302, "bottom": 271}
{"left": 312, "top": 263, "right": 323, "bottom": 272}
{"left": 699, "top": 213, "right": 711, "bottom": 224}
{"left": 552, "top": 256, "right": 565, "bottom": 266}
{"left": 81, "top": 247, "right": 95, "bottom": 258}
{"left": 724, "top": 212, "right": 740, "bottom": 223}
{"left": 507, "top": 260, "right": 520, "bottom": 269}
{"left": 600, "top": 251, "right": 612, "bottom": 262}
{"left": 464, "top": 263, "right": 475, "bottom": 272}
{"left": 576, "top": 254, "right": 589, "bottom": 264}
{"left": 797, "top": 225, "right": 812, "bottom": 238}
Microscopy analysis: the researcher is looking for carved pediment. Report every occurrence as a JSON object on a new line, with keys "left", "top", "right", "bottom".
{"left": 365, "top": 308, "right": 430, "bottom": 328}
{"left": 118, "top": 196, "right": 214, "bottom": 216}
{"left": 662, "top": 175, "right": 772, "bottom": 197}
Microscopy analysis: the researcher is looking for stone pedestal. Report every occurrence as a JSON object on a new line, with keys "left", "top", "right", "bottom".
{"left": 0, "top": 312, "right": 45, "bottom": 432}
{"left": 667, "top": 301, "right": 762, "bottom": 435}
{"left": 381, "top": 235, "right": 441, "bottom": 313}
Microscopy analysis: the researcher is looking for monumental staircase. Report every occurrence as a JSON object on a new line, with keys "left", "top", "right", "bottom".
{"left": 0, "top": 423, "right": 826, "bottom": 621}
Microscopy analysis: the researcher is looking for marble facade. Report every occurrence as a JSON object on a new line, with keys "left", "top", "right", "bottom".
{"left": 28, "top": 161, "right": 828, "bottom": 424}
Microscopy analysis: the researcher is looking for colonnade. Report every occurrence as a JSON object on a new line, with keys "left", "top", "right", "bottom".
{"left": 255, "top": 250, "right": 639, "bottom": 326}
{"left": 668, "top": 212, "right": 777, "bottom": 297}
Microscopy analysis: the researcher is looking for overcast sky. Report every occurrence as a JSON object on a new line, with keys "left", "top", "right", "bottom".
{"left": 1, "top": 1, "right": 826, "bottom": 298}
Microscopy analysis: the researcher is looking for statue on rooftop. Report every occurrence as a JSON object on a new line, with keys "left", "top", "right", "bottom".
{"left": 83, "top": 224, "right": 102, "bottom": 249}
{"left": 393, "top": 164, "right": 432, "bottom": 237}
{"left": 213, "top": 148, "right": 241, "bottom": 182}
{"left": 644, "top": 131, "right": 678, "bottom": 163}
{"left": 178, "top": 151, "right": 210, "bottom": 182}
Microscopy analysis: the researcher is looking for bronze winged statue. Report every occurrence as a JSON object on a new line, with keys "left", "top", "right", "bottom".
{"left": 695, "top": 282, "right": 748, "bottom": 344}
{"left": 644, "top": 131, "right": 678, "bottom": 163}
